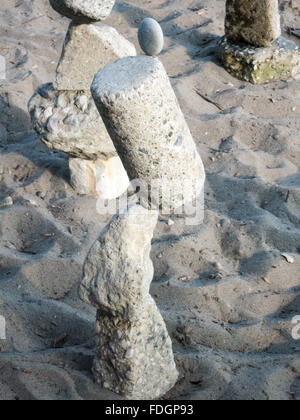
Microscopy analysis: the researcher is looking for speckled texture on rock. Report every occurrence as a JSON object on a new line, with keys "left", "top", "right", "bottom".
{"left": 93, "top": 296, "right": 178, "bottom": 400}
{"left": 80, "top": 205, "right": 158, "bottom": 316}
{"left": 80, "top": 205, "right": 178, "bottom": 399}
{"left": 69, "top": 156, "right": 129, "bottom": 198}
{"left": 225, "top": 0, "right": 281, "bottom": 48}
{"left": 28, "top": 83, "right": 116, "bottom": 160}
{"left": 138, "top": 18, "right": 164, "bottom": 56}
{"left": 91, "top": 56, "right": 205, "bottom": 211}
{"left": 50, "top": 0, "right": 115, "bottom": 23}
{"left": 218, "top": 36, "right": 300, "bottom": 84}
{"left": 56, "top": 23, "right": 137, "bottom": 91}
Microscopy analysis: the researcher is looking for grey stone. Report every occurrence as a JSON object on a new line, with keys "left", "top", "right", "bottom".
{"left": 218, "top": 36, "right": 300, "bottom": 84}
{"left": 56, "top": 23, "right": 137, "bottom": 91}
{"left": 225, "top": 0, "right": 281, "bottom": 48}
{"left": 0, "top": 197, "right": 13, "bottom": 209}
{"left": 138, "top": 18, "right": 164, "bottom": 56}
{"left": 80, "top": 204, "right": 178, "bottom": 399}
{"left": 69, "top": 156, "right": 129, "bottom": 198}
{"left": 50, "top": 0, "right": 115, "bottom": 23}
{"left": 91, "top": 55, "right": 205, "bottom": 212}
{"left": 28, "top": 83, "right": 116, "bottom": 160}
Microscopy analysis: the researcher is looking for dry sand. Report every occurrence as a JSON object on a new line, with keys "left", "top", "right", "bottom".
{"left": 0, "top": 0, "right": 300, "bottom": 400}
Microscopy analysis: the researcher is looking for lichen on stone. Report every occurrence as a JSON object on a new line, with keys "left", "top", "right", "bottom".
{"left": 218, "top": 37, "right": 300, "bottom": 84}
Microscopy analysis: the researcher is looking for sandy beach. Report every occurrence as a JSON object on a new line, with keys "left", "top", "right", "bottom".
{"left": 0, "top": 0, "right": 300, "bottom": 400}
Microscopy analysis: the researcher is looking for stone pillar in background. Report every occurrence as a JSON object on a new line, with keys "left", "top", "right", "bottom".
{"left": 28, "top": 0, "right": 136, "bottom": 198}
{"left": 91, "top": 55, "right": 205, "bottom": 213}
{"left": 80, "top": 204, "right": 179, "bottom": 400}
{"left": 225, "top": 0, "right": 281, "bottom": 48}
{"left": 219, "top": 0, "right": 300, "bottom": 84}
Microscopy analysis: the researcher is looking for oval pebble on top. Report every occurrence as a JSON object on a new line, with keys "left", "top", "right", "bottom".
{"left": 138, "top": 18, "right": 164, "bottom": 57}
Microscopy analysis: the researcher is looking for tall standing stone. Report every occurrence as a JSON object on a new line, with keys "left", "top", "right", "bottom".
{"left": 80, "top": 205, "right": 179, "bottom": 399}
{"left": 225, "top": 0, "right": 281, "bottom": 48}
{"left": 219, "top": 0, "right": 300, "bottom": 84}
{"left": 91, "top": 55, "right": 205, "bottom": 212}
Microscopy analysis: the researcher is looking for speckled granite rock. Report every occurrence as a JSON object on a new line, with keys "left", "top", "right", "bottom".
{"left": 28, "top": 83, "right": 115, "bottom": 160}
{"left": 91, "top": 55, "right": 205, "bottom": 212}
{"left": 225, "top": 0, "right": 281, "bottom": 48}
{"left": 69, "top": 156, "right": 129, "bottom": 198}
{"left": 56, "top": 23, "right": 136, "bottom": 91}
{"left": 218, "top": 36, "right": 300, "bottom": 84}
{"left": 80, "top": 204, "right": 178, "bottom": 399}
{"left": 50, "top": 0, "right": 115, "bottom": 23}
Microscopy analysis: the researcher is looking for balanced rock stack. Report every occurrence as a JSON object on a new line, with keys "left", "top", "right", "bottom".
{"left": 80, "top": 19, "right": 205, "bottom": 400}
{"left": 219, "top": 0, "right": 300, "bottom": 84}
{"left": 28, "top": 0, "right": 136, "bottom": 198}
{"left": 80, "top": 204, "right": 179, "bottom": 400}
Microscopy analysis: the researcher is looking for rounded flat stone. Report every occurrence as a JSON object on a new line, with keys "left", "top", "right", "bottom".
{"left": 50, "top": 0, "right": 115, "bottom": 23}
{"left": 138, "top": 18, "right": 164, "bottom": 56}
{"left": 28, "top": 83, "right": 116, "bottom": 160}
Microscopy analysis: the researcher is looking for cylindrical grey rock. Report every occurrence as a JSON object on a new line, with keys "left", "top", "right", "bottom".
{"left": 138, "top": 18, "right": 164, "bottom": 56}
{"left": 91, "top": 55, "right": 205, "bottom": 211}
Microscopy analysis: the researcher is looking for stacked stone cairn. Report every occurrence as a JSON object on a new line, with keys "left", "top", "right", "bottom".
{"left": 80, "top": 18, "right": 206, "bottom": 399}
{"left": 219, "top": 0, "right": 300, "bottom": 84}
{"left": 28, "top": 0, "right": 136, "bottom": 198}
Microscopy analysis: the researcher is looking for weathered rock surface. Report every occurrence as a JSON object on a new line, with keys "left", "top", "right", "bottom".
{"left": 50, "top": 0, "right": 115, "bottom": 23}
{"left": 219, "top": 36, "right": 300, "bottom": 84}
{"left": 80, "top": 205, "right": 158, "bottom": 316}
{"left": 56, "top": 23, "right": 137, "bottom": 91}
{"left": 91, "top": 55, "right": 205, "bottom": 211}
{"left": 69, "top": 156, "right": 129, "bottom": 198}
{"left": 225, "top": 0, "right": 281, "bottom": 48}
{"left": 28, "top": 83, "right": 116, "bottom": 160}
{"left": 138, "top": 18, "right": 164, "bottom": 56}
{"left": 80, "top": 205, "right": 178, "bottom": 399}
{"left": 93, "top": 296, "right": 178, "bottom": 400}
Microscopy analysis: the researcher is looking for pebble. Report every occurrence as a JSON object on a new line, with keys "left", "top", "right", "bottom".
{"left": 0, "top": 196, "right": 13, "bottom": 208}
{"left": 138, "top": 18, "right": 164, "bottom": 56}
{"left": 178, "top": 276, "right": 190, "bottom": 283}
{"left": 75, "top": 95, "right": 88, "bottom": 112}
{"left": 281, "top": 253, "right": 295, "bottom": 264}
{"left": 36, "top": 191, "right": 46, "bottom": 199}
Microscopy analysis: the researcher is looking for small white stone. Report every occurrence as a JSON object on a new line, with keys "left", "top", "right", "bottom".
{"left": 57, "top": 94, "right": 68, "bottom": 108}
{"left": 0, "top": 196, "right": 13, "bottom": 208}
{"left": 46, "top": 116, "right": 58, "bottom": 134}
{"left": 281, "top": 253, "right": 295, "bottom": 264}
{"left": 75, "top": 95, "right": 89, "bottom": 112}
{"left": 125, "top": 348, "right": 134, "bottom": 359}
